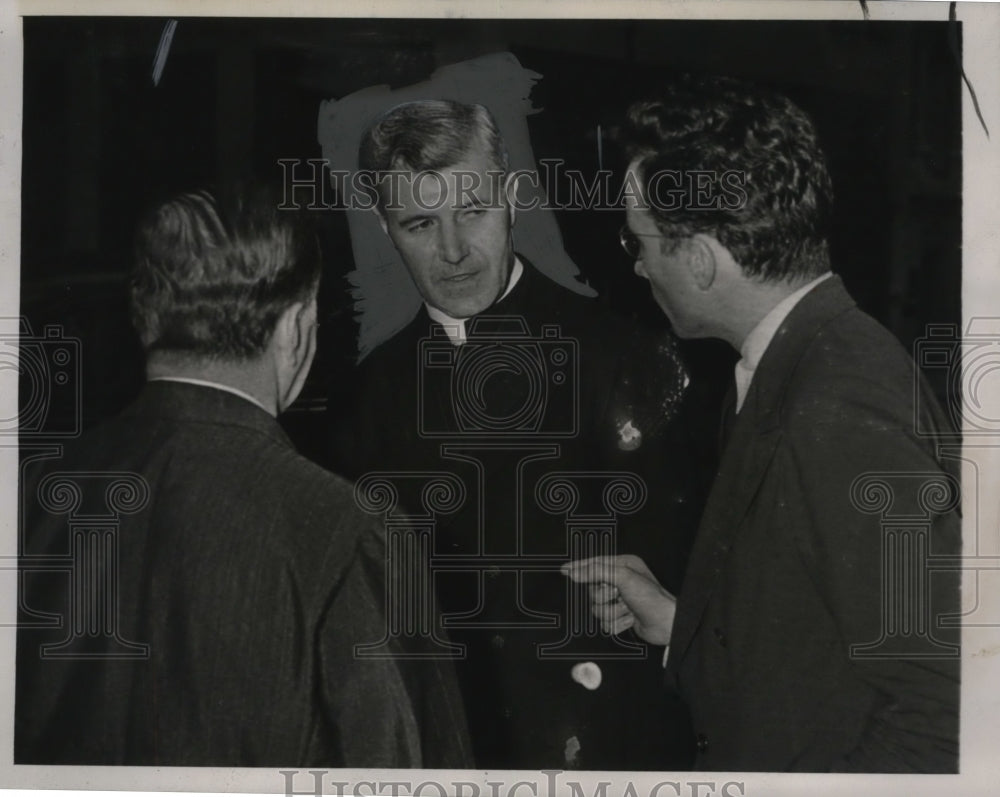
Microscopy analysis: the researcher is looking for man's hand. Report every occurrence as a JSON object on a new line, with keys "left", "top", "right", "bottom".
{"left": 561, "top": 555, "right": 676, "bottom": 646}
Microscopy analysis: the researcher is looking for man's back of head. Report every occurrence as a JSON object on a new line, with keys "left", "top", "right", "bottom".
{"left": 620, "top": 76, "right": 834, "bottom": 286}
{"left": 131, "top": 183, "right": 321, "bottom": 414}
{"left": 16, "top": 182, "right": 475, "bottom": 768}
{"left": 617, "top": 77, "right": 837, "bottom": 346}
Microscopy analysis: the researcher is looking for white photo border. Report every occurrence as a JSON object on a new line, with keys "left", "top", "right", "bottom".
{"left": 1, "top": 1, "right": 998, "bottom": 796}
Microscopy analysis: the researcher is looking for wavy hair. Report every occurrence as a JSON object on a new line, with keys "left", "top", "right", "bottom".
{"left": 620, "top": 76, "right": 834, "bottom": 282}
{"left": 130, "top": 183, "right": 320, "bottom": 358}
{"left": 359, "top": 99, "right": 509, "bottom": 208}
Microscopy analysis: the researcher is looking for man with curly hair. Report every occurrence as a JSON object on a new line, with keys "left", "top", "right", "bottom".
{"left": 566, "top": 78, "right": 961, "bottom": 772}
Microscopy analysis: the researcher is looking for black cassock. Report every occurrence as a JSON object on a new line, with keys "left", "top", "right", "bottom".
{"left": 331, "top": 259, "right": 709, "bottom": 770}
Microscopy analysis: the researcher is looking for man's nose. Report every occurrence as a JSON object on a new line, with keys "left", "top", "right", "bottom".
{"left": 633, "top": 260, "right": 648, "bottom": 280}
{"left": 438, "top": 221, "right": 469, "bottom": 265}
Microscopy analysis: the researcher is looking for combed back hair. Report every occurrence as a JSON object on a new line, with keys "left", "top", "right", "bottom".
{"left": 358, "top": 99, "right": 510, "bottom": 207}
{"left": 130, "top": 183, "right": 321, "bottom": 359}
{"left": 621, "top": 76, "right": 834, "bottom": 283}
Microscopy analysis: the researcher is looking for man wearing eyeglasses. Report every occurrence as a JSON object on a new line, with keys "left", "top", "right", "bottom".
{"left": 332, "top": 99, "right": 705, "bottom": 769}
{"left": 566, "top": 78, "right": 961, "bottom": 772}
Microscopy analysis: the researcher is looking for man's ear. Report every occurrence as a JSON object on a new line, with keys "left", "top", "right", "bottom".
{"left": 682, "top": 235, "right": 716, "bottom": 291}
{"left": 504, "top": 171, "right": 523, "bottom": 227}
{"left": 274, "top": 300, "right": 305, "bottom": 356}
{"left": 273, "top": 296, "right": 318, "bottom": 413}
{"left": 275, "top": 298, "right": 316, "bottom": 367}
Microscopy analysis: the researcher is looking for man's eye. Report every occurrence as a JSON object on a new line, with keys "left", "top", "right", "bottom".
{"left": 461, "top": 207, "right": 486, "bottom": 219}
{"left": 405, "top": 219, "right": 433, "bottom": 233}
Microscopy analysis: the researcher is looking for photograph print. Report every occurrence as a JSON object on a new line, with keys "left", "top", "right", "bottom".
{"left": 5, "top": 5, "right": 996, "bottom": 793}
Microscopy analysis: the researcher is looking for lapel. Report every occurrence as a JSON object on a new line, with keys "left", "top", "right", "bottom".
{"left": 667, "top": 276, "right": 858, "bottom": 669}
{"left": 717, "top": 381, "right": 737, "bottom": 457}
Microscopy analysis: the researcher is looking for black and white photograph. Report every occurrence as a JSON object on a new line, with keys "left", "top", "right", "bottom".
{"left": 1, "top": 1, "right": 999, "bottom": 796}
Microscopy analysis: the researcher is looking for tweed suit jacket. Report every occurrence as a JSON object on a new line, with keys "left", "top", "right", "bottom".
{"left": 666, "top": 276, "right": 961, "bottom": 772}
{"left": 16, "top": 381, "right": 471, "bottom": 768}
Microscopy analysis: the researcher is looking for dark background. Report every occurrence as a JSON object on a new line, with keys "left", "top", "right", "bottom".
{"left": 20, "top": 17, "right": 962, "bottom": 452}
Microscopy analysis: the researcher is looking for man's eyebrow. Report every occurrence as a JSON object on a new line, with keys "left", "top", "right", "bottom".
{"left": 396, "top": 196, "right": 490, "bottom": 224}
{"left": 396, "top": 211, "right": 434, "bottom": 226}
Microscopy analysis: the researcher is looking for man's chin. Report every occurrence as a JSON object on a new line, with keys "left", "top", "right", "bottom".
{"left": 449, "top": 305, "right": 489, "bottom": 320}
{"left": 432, "top": 291, "right": 499, "bottom": 320}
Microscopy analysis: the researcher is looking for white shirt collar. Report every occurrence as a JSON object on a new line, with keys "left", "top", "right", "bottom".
{"left": 734, "top": 271, "right": 833, "bottom": 413}
{"left": 148, "top": 376, "right": 274, "bottom": 416}
{"left": 425, "top": 257, "right": 524, "bottom": 346}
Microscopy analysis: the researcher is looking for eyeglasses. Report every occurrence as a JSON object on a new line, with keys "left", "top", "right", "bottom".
{"left": 619, "top": 224, "right": 665, "bottom": 260}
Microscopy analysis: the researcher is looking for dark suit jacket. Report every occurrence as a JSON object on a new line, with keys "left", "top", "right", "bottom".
{"left": 330, "top": 260, "right": 704, "bottom": 770}
{"left": 16, "top": 381, "right": 472, "bottom": 768}
{"left": 667, "top": 276, "right": 961, "bottom": 772}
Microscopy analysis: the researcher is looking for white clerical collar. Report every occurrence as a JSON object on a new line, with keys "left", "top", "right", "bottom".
{"left": 734, "top": 271, "right": 833, "bottom": 413}
{"left": 425, "top": 257, "right": 524, "bottom": 346}
{"left": 148, "top": 376, "right": 274, "bottom": 416}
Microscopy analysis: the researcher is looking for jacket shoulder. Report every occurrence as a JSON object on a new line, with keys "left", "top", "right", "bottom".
{"left": 780, "top": 305, "right": 921, "bottom": 423}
